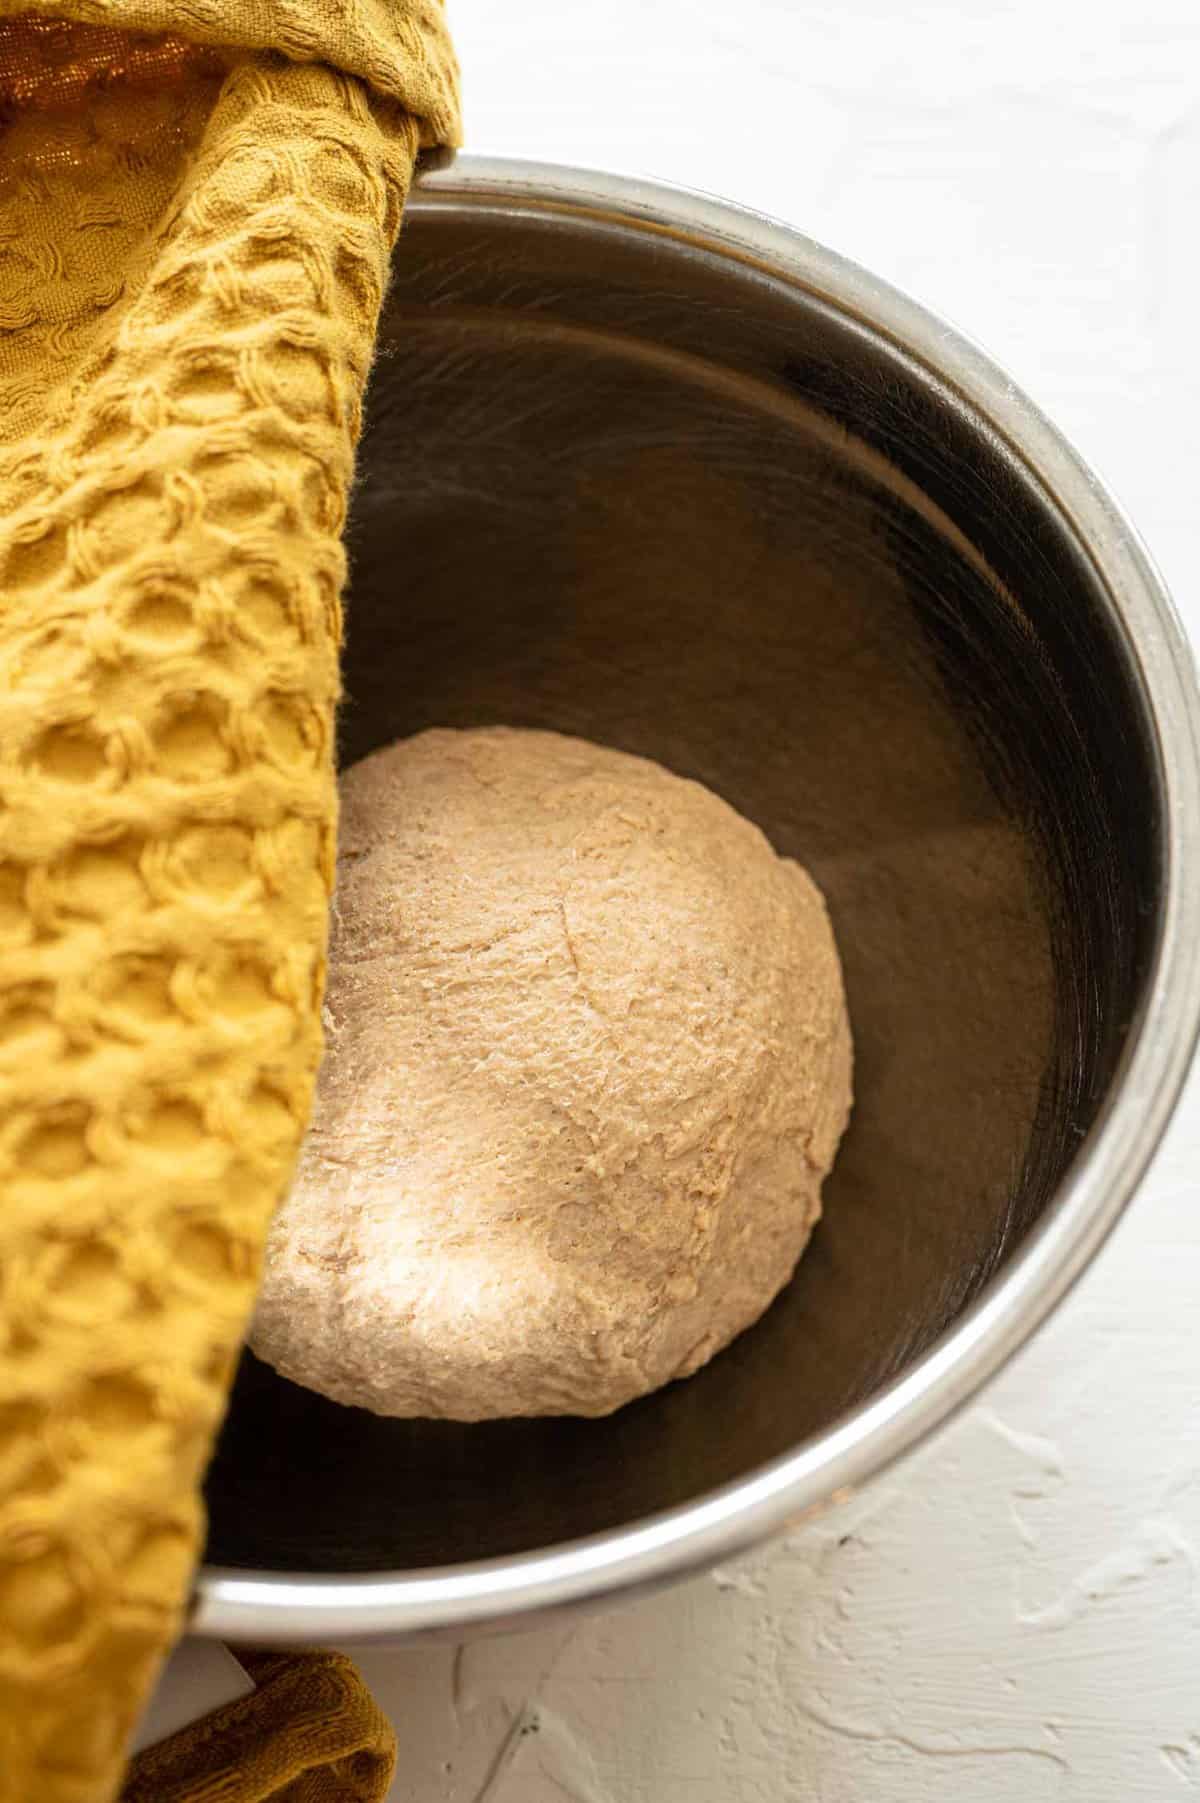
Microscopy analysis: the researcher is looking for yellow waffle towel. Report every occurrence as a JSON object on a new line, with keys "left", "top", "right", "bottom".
{"left": 0, "top": 6, "right": 459, "bottom": 1799}
{"left": 120, "top": 1651, "right": 397, "bottom": 1802}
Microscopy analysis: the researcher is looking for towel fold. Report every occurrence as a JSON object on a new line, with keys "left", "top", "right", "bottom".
{"left": 121, "top": 1651, "right": 397, "bottom": 1803}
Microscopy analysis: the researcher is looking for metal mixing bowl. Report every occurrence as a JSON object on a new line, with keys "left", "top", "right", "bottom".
{"left": 195, "top": 157, "right": 1200, "bottom": 1643}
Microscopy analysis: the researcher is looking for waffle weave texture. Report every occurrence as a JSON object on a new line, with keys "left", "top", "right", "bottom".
{"left": 0, "top": 7, "right": 459, "bottom": 1799}
{"left": 120, "top": 1650, "right": 398, "bottom": 1802}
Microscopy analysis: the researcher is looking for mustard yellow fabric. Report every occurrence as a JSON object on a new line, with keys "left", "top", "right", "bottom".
{"left": 0, "top": 7, "right": 459, "bottom": 1800}
{"left": 120, "top": 1650, "right": 397, "bottom": 1803}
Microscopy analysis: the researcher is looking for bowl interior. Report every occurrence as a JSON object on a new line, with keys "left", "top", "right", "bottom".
{"left": 204, "top": 187, "right": 1159, "bottom": 1573}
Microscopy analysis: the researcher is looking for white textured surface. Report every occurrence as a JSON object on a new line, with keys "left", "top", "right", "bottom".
{"left": 132, "top": 1640, "right": 252, "bottom": 1755}
{"left": 352, "top": 2, "right": 1200, "bottom": 1797}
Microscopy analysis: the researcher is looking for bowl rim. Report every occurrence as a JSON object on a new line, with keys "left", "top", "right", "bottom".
{"left": 193, "top": 152, "right": 1200, "bottom": 1644}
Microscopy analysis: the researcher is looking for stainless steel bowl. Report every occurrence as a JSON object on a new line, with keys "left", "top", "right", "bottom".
{"left": 194, "top": 156, "right": 1200, "bottom": 1643}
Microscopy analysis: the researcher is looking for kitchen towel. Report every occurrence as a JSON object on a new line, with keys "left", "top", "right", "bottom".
{"left": 121, "top": 1650, "right": 397, "bottom": 1802}
{"left": 0, "top": 6, "right": 459, "bottom": 1799}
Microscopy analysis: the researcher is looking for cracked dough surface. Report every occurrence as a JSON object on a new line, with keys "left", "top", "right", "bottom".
{"left": 252, "top": 727, "right": 853, "bottom": 1419}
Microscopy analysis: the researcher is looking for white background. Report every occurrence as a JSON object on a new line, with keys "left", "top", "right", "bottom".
{"left": 347, "top": 4, "right": 1200, "bottom": 1798}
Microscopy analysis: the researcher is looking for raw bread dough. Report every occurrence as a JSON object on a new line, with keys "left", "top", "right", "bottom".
{"left": 252, "top": 727, "right": 852, "bottom": 1419}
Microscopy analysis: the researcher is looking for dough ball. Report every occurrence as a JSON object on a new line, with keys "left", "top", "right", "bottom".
{"left": 252, "top": 727, "right": 852, "bottom": 1419}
